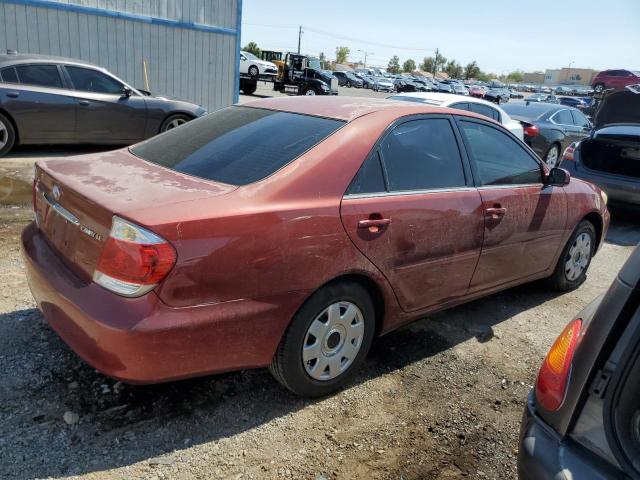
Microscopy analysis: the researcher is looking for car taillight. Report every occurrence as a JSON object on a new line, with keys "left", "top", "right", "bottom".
{"left": 93, "top": 216, "right": 176, "bottom": 297}
{"left": 535, "top": 318, "right": 583, "bottom": 411}
{"left": 523, "top": 124, "right": 540, "bottom": 137}
{"left": 563, "top": 143, "right": 577, "bottom": 162}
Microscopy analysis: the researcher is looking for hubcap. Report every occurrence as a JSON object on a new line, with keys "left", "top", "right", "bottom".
{"left": 565, "top": 232, "right": 592, "bottom": 281}
{"left": 546, "top": 146, "right": 559, "bottom": 168}
{"left": 165, "top": 118, "right": 186, "bottom": 131}
{"left": 302, "top": 301, "right": 365, "bottom": 381}
{"left": 0, "top": 120, "right": 7, "bottom": 149}
{"left": 249, "top": 66, "right": 258, "bottom": 76}
{"left": 305, "top": 89, "right": 316, "bottom": 96}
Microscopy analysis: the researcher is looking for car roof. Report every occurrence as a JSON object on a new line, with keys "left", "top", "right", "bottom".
{"left": 390, "top": 92, "right": 501, "bottom": 109}
{"left": 0, "top": 53, "right": 100, "bottom": 69}
{"left": 240, "top": 96, "right": 490, "bottom": 123}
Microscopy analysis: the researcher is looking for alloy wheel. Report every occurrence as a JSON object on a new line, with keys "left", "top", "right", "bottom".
{"left": 249, "top": 66, "right": 259, "bottom": 77}
{"left": 0, "top": 119, "right": 7, "bottom": 149}
{"left": 565, "top": 232, "right": 591, "bottom": 281}
{"left": 165, "top": 118, "right": 187, "bottom": 131}
{"left": 305, "top": 89, "right": 316, "bottom": 96}
{"left": 302, "top": 301, "right": 365, "bottom": 381}
{"left": 545, "top": 145, "right": 560, "bottom": 168}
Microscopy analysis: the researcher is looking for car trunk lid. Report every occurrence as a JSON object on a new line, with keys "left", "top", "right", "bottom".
{"left": 34, "top": 149, "right": 236, "bottom": 281}
{"left": 579, "top": 126, "right": 640, "bottom": 179}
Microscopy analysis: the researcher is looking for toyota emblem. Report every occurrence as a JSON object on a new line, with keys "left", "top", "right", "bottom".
{"left": 52, "top": 185, "right": 61, "bottom": 201}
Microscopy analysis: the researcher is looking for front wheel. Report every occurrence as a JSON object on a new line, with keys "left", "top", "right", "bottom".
{"left": 269, "top": 281, "right": 376, "bottom": 397}
{"left": 547, "top": 221, "right": 596, "bottom": 291}
{"left": 346, "top": 81, "right": 352, "bottom": 88}
{"left": 248, "top": 65, "right": 259, "bottom": 78}
{"left": 304, "top": 87, "right": 318, "bottom": 96}
{"left": 159, "top": 114, "right": 191, "bottom": 133}
{"left": 0, "top": 112, "right": 16, "bottom": 158}
{"left": 593, "top": 83, "right": 605, "bottom": 94}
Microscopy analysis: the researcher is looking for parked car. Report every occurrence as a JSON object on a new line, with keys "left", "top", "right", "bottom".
{"left": 509, "top": 89, "right": 524, "bottom": 99}
{"left": 411, "top": 78, "right": 433, "bottom": 91}
{"left": 373, "top": 77, "right": 395, "bottom": 92}
{"left": 591, "top": 69, "right": 640, "bottom": 94}
{"left": 558, "top": 96, "right": 589, "bottom": 110}
{"left": 483, "top": 88, "right": 511, "bottom": 104}
{"left": 394, "top": 79, "right": 420, "bottom": 93}
{"left": 452, "top": 84, "right": 469, "bottom": 96}
{"left": 468, "top": 85, "right": 486, "bottom": 98}
{"left": 560, "top": 87, "right": 640, "bottom": 207}
{"left": 526, "top": 93, "right": 559, "bottom": 104}
{"left": 240, "top": 51, "right": 278, "bottom": 78}
{"left": 501, "top": 102, "right": 593, "bottom": 167}
{"left": 518, "top": 243, "right": 639, "bottom": 480}
{"left": 360, "top": 75, "right": 376, "bottom": 89}
{"left": 387, "top": 92, "right": 524, "bottom": 139}
{"left": 331, "top": 71, "right": 363, "bottom": 88}
{"left": 433, "top": 82, "right": 453, "bottom": 93}
{"left": 0, "top": 53, "right": 206, "bottom": 157}
{"left": 554, "top": 86, "right": 574, "bottom": 96}
{"left": 22, "top": 97, "right": 608, "bottom": 397}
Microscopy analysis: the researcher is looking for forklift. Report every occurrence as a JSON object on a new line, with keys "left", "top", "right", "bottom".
{"left": 273, "top": 53, "right": 338, "bottom": 96}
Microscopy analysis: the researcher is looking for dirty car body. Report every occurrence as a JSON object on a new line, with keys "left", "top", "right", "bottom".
{"left": 22, "top": 97, "right": 609, "bottom": 395}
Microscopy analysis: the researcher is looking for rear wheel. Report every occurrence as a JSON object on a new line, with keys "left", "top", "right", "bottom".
{"left": 593, "top": 83, "right": 605, "bottom": 94}
{"left": 346, "top": 81, "right": 352, "bottom": 88}
{"left": 269, "top": 281, "right": 376, "bottom": 397}
{"left": 248, "top": 65, "right": 259, "bottom": 78}
{"left": 304, "top": 87, "right": 318, "bottom": 96}
{"left": 548, "top": 220, "right": 596, "bottom": 291}
{"left": 0, "top": 112, "right": 16, "bottom": 158}
{"left": 241, "top": 81, "right": 257, "bottom": 95}
{"left": 159, "top": 114, "right": 191, "bottom": 133}
{"left": 544, "top": 144, "right": 561, "bottom": 168}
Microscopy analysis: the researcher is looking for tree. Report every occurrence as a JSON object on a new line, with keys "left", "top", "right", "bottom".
{"left": 464, "top": 61, "right": 481, "bottom": 80}
{"left": 402, "top": 58, "right": 416, "bottom": 73}
{"left": 387, "top": 55, "right": 401, "bottom": 74}
{"left": 445, "top": 60, "right": 463, "bottom": 79}
{"left": 242, "top": 42, "right": 260, "bottom": 56}
{"left": 335, "top": 46, "right": 350, "bottom": 64}
{"left": 420, "top": 56, "right": 434, "bottom": 73}
{"left": 505, "top": 70, "right": 524, "bottom": 83}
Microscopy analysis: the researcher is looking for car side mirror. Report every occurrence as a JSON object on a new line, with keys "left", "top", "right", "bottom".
{"left": 121, "top": 86, "right": 132, "bottom": 97}
{"left": 545, "top": 167, "right": 570, "bottom": 186}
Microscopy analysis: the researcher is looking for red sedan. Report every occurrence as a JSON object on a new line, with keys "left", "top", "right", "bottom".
{"left": 22, "top": 97, "right": 609, "bottom": 397}
{"left": 468, "top": 85, "right": 486, "bottom": 98}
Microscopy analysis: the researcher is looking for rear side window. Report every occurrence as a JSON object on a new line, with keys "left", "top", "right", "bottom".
{"left": 459, "top": 121, "right": 541, "bottom": 186}
{"left": 66, "top": 66, "right": 124, "bottom": 94}
{"left": 130, "top": 106, "right": 344, "bottom": 186}
{"left": 469, "top": 103, "right": 500, "bottom": 122}
{"left": 571, "top": 110, "right": 591, "bottom": 128}
{"left": 347, "top": 151, "right": 386, "bottom": 195}
{"left": 379, "top": 118, "right": 466, "bottom": 191}
{"left": 15, "top": 65, "right": 63, "bottom": 88}
{"left": 552, "top": 109, "right": 574, "bottom": 125}
{"left": 450, "top": 102, "right": 470, "bottom": 111}
{"left": 0, "top": 67, "right": 18, "bottom": 83}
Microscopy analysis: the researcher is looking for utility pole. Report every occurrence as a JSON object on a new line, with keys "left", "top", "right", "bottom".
{"left": 297, "top": 26, "right": 303, "bottom": 54}
{"left": 357, "top": 49, "right": 373, "bottom": 68}
{"left": 433, "top": 48, "right": 439, "bottom": 79}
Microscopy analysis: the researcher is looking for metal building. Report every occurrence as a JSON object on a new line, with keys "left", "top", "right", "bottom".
{"left": 0, "top": 0, "right": 242, "bottom": 110}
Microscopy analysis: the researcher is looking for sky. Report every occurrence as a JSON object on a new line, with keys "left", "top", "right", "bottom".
{"left": 240, "top": 0, "right": 640, "bottom": 74}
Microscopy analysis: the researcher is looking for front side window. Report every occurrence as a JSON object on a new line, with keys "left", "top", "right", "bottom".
{"left": 130, "top": 106, "right": 344, "bottom": 186}
{"left": 379, "top": 118, "right": 466, "bottom": 191}
{"left": 469, "top": 103, "right": 500, "bottom": 122}
{"left": 459, "top": 120, "right": 542, "bottom": 186}
{"left": 14, "top": 64, "right": 62, "bottom": 88}
{"left": 0, "top": 66, "right": 18, "bottom": 83}
{"left": 66, "top": 66, "right": 124, "bottom": 94}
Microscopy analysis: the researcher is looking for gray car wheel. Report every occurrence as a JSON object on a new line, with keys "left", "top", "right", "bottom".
{"left": 248, "top": 65, "right": 259, "bottom": 78}
{"left": 0, "top": 113, "right": 16, "bottom": 158}
{"left": 544, "top": 144, "right": 560, "bottom": 168}
{"left": 160, "top": 114, "right": 191, "bottom": 133}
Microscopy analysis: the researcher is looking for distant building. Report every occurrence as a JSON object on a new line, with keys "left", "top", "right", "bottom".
{"left": 543, "top": 68, "right": 599, "bottom": 86}
{"left": 523, "top": 72, "right": 545, "bottom": 84}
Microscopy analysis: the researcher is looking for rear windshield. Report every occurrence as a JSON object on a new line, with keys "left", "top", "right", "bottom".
{"left": 130, "top": 106, "right": 344, "bottom": 185}
{"left": 501, "top": 103, "right": 548, "bottom": 120}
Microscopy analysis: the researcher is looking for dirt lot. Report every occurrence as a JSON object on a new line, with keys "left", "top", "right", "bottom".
{"left": 1, "top": 108, "right": 639, "bottom": 479}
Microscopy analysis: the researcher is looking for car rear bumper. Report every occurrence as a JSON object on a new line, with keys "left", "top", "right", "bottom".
{"left": 22, "top": 222, "right": 307, "bottom": 383}
{"left": 563, "top": 162, "right": 640, "bottom": 207}
{"left": 518, "top": 393, "right": 621, "bottom": 480}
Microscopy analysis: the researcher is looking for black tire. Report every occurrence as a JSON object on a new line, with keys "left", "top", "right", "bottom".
{"left": 159, "top": 113, "right": 192, "bottom": 133}
{"left": 547, "top": 220, "right": 596, "bottom": 291}
{"left": 248, "top": 65, "right": 259, "bottom": 78}
{"left": 346, "top": 81, "right": 352, "bottom": 88}
{"left": 242, "top": 82, "right": 257, "bottom": 95}
{"left": 269, "top": 281, "right": 376, "bottom": 397}
{"left": 303, "top": 87, "right": 318, "bottom": 96}
{"left": 593, "top": 83, "right": 605, "bottom": 94}
{"left": 0, "top": 112, "right": 16, "bottom": 158}
{"left": 544, "top": 143, "right": 561, "bottom": 168}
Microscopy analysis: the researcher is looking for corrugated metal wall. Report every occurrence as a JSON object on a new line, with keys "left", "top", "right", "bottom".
{"left": 0, "top": 0, "right": 241, "bottom": 110}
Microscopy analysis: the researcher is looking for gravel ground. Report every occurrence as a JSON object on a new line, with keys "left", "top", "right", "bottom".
{"left": 0, "top": 94, "right": 639, "bottom": 480}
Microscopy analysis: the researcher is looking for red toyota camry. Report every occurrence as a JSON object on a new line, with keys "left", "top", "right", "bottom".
{"left": 22, "top": 97, "right": 609, "bottom": 397}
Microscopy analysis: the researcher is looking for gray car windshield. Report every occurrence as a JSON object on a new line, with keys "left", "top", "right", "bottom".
{"left": 130, "top": 106, "right": 344, "bottom": 185}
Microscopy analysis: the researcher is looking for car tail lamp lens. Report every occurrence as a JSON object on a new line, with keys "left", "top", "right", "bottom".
{"left": 93, "top": 216, "right": 176, "bottom": 297}
{"left": 563, "top": 142, "right": 577, "bottom": 162}
{"left": 535, "top": 318, "right": 583, "bottom": 412}
{"left": 523, "top": 124, "right": 540, "bottom": 137}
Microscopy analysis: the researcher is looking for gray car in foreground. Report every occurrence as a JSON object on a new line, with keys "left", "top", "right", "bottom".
{"left": 519, "top": 243, "right": 640, "bottom": 479}
{"left": 560, "top": 86, "right": 640, "bottom": 207}
{"left": 0, "top": 53, "right": 206, "bottom": 157}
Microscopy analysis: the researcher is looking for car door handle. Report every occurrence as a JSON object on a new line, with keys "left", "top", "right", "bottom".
{"left": 485, "top": 207, "right": 507, "bottom": 219}
{"left": 5, "top": 91, "right": 19, "bottom": 98}
{"left": 358, "top": 218, "right": 391, "bottom": 233}
{"left": 78, "top": 100, "right": 90, "bottom": 106}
